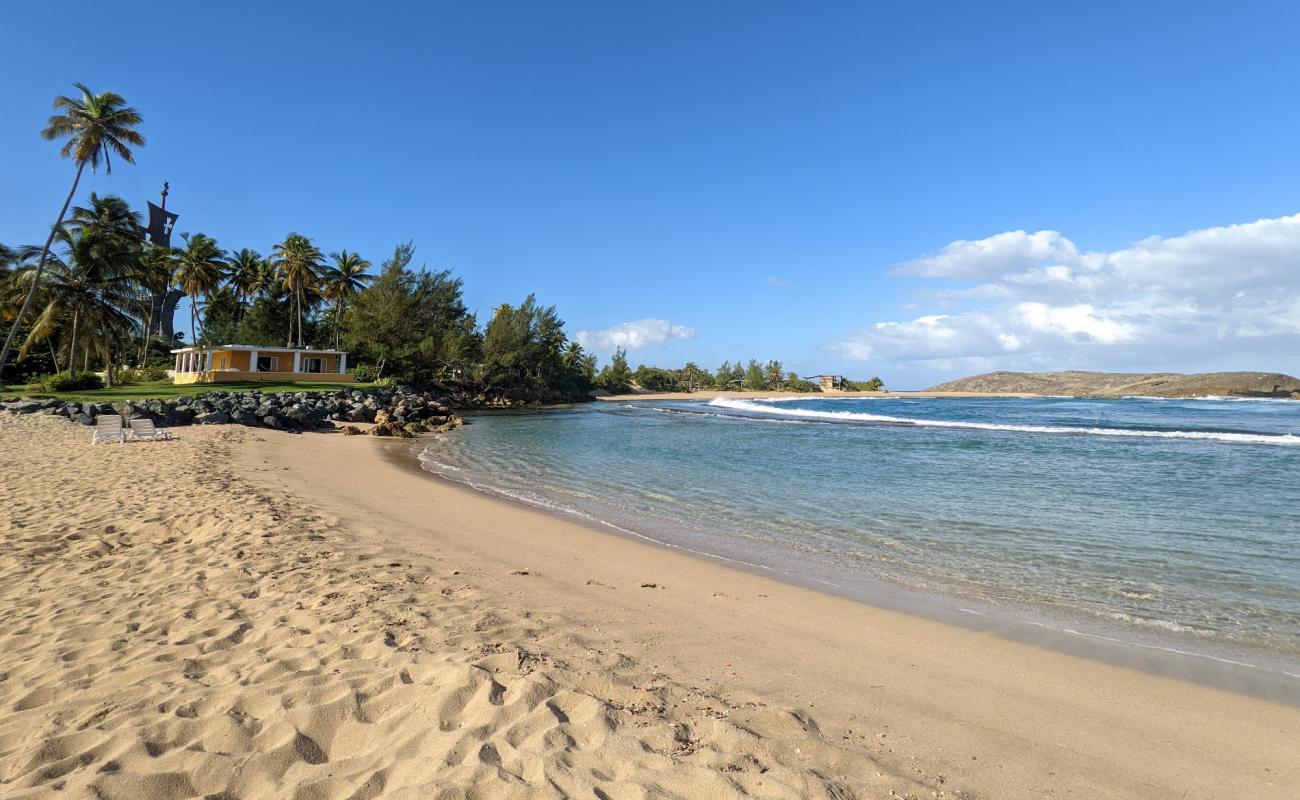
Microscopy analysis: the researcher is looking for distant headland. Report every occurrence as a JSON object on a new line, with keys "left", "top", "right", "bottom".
{"left": 926, "top": 370, "right": 1300, "bottom": 398}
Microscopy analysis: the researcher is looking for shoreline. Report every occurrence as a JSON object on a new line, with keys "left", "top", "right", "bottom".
{"left": 246, "top": 425, "right": 1299, "bottom": 797}
{"left": 408, "top": 430, "right": 1300, "bottom": 702}
{"left": 597, "top": 389, "right": 1043, "bottom": 401}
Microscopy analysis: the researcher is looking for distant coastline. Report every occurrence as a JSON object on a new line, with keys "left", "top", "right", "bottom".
{"left": 926, "top": 370, "right": 1300, "bottom": 398}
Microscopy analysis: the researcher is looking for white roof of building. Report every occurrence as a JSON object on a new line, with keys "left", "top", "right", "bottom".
{"left": 170, "top": 344, "right": 347, "bottom": 355}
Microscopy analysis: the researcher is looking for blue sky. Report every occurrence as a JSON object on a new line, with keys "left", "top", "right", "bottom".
{"left": 3, "top": 1, "right": 1299, "bottom": 387}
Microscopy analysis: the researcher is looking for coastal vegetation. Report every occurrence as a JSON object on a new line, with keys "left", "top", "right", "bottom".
{"left": 596, "top": 353, "right": 883, "bottom": 394}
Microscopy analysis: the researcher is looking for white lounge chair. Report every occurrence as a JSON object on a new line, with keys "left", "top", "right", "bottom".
{"left": 92, "top": 414, "right": 125, "bottom": 444}
{"left": 128, "top": 417, "right": 172, "bottom": 441}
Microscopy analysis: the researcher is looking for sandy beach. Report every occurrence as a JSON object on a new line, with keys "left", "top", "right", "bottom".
{"left": 2, "top": 413, "right": 1297, "bottom": 799}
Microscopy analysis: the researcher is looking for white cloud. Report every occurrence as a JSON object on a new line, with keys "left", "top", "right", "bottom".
{"left": 836, "top": 213, "right": 1300, "bottom": 373}
{"left": 894, "top": 230, "right": 1080, "bottom": 280}
{"left": 576, "top": 319, "right": 696, "bottom": 353}
{"left": 767, "top": 275, "right": 792, "bottom": 288}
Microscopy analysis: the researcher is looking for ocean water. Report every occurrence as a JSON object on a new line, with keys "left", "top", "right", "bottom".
{"left": 416, "top": 395, "right": 1300, "bottom": 679}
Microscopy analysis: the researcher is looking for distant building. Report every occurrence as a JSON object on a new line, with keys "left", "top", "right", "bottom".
{"left": 171, "top": 345, "right": 353, "bottom": 385}
{"left": 803, "top": 374, "right": 846, "bottom": 391}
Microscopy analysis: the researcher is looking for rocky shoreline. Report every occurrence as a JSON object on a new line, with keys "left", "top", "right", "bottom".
{"left": 0, "top": 387, "right": 464, "bottom": 437}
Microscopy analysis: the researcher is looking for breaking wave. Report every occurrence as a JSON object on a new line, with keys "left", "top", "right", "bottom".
{"left": 705, "top": 397, "right": 1300, "bottom": 446}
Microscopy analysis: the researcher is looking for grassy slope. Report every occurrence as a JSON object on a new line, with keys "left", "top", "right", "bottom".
{"left": 7, "top": 381, "right": 373, "bottom": 403}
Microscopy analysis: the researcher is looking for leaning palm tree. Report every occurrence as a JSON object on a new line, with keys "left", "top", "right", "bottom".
{"left": 225, "top": 248, "right": 263, "bottom": 319}
{"left": 0, "top": 83, "right": 144, "bottom": 381}
{"left": 272, "top": 233, "right": 323, "bottom": 348}
{"left": 173, "top": 233, "right": 226, "bottom": 351}
{"left": 320, "top": 250, "right": 372, "bottom": 349}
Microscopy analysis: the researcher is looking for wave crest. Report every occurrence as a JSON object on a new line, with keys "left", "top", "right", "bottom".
{"left": 704, "top": 398, "right": 1300, "bottom": 446}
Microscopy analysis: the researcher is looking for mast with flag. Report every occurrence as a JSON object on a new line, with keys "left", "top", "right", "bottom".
{"left": 138, "top": 182, "right": 184, "bottom": 365}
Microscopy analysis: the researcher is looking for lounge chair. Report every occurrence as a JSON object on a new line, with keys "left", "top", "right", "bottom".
{"left": 92, "top": 414, "right": 125, "bottom": 444}
{"left": 128, "top": 417, "right": 172, "bottom": 441}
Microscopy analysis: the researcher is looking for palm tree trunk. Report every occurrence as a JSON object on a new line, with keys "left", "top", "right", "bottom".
{"left": 67, "top": 310, "right": 80, "bottom": 378}
{"left": 104, "top": 341, "right": 113, "bottom": 388}
{"left": 297, "top": 291, "right": 305, "bottom": 348}
{"left": 335, "top": 299, "right": 343, "bottom": 349}
{"left": 138, "top": 293, "right": 155, "bottom": 367}
{"left": 0, "top": 161, "right": 86, "bottom": 381}
{"left": 47, "top": 339, "right": 60, "bottom": 373}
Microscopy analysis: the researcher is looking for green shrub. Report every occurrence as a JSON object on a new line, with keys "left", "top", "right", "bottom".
{"left": 371, "top": 376, "right": 397, "bottom": 389}
{"left": 349, "top": 364, "right": 379, "bottom": 382}
{"left": 118, "top": 366, "right": 170, "bottom": 383}
{"left": 44, "top": 371, "right": 104, "bottom": 392}
{"left": 782, "top": 373, "right": 820, "bottom": 392}
{"left": 633, "top": 365, "right": 677, "bottom": 392}
{"left": 844, "top": 376, "right": 884, "bottom": 391}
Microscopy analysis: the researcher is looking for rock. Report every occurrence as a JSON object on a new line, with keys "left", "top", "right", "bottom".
{"left": 369, "top": 421, "right": 413, "bottom": 438}
{"left": 195, "top": 410, "right": 230, "bottom": 425}
{"left": 74, "top": 413, "right": 95, "bottom": 425}
{"left": 340, "top": 425, "right": 363, "bottom": 436}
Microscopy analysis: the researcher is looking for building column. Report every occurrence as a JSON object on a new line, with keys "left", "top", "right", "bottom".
{"left": 338, "top": 353, "right": 347, "bottom": 374}
{"left": 249, "top": 349, "right": 258, "bottom": 373}
{"left": 174, "top": 354, "right": 181, "bottom": 373}
{"left": 292, "top": 351, "right": 301, "bottom": 374}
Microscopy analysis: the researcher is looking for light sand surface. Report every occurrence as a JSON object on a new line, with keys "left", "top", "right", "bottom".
{"left": 1, "top": 413, "right": 1297, "bottom": 799}
{"left": 598, "top": 390, "right": 1040, "bottom": 401}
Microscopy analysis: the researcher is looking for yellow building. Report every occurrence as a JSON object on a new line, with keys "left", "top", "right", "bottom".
{"left": 170, "top": 345, "right": 354, "bottom": 385}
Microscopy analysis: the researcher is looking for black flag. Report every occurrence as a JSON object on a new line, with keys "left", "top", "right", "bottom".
{"left": 145, "top": 201, "right": 179, "bottom": 248}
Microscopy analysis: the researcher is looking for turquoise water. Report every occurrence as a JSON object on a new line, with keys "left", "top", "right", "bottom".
{"left": 417, "top": 396, "right": 1300, "bottom": 676}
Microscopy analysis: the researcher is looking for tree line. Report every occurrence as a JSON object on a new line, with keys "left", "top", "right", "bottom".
{"left": 595, "top": 349, "right": 883, "bottom": 394}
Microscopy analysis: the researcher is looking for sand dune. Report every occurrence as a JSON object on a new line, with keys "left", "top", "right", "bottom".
{"left": 2, "top": 413, "right": 1296, "bottom": 799}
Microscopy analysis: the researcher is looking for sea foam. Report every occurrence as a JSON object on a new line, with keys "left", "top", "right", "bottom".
{"left": 706, "top": 397, "right": 1300, "bottom": 446}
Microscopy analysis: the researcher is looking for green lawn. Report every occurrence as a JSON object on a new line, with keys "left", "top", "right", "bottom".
{"left": 6, "top": 380, "right": 372, "bottom": 403}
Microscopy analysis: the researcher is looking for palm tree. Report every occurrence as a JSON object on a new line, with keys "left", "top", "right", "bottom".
{"left": 0, "top": 83, "right": 144, "bottom": 381}
{"left": 766, "top": 359, "right": 784, "bottom": 390}
{"left": 272, "top": 233, "right": 323, "bottom": 348}
{"left": 225, "top": 248, "right": 262, "bottom": 318}
{"left": 1, "top": 245, "right": 40, "bottom": 322}
{"left": 66, "top": 192, "right": 141, "bottom": 239}
{"left": 14, "top": 234, "right": 138, "bottom": 382}
{"left": 173, "top": 233, "right": 226, "bottom": 351}
{"left": 249, "top": 257, "right": 279, "bottom": 298}
{"left": 320, "top": 250, "right": 372, "bottom": 349}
